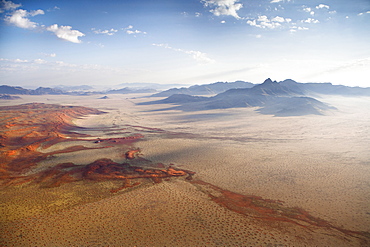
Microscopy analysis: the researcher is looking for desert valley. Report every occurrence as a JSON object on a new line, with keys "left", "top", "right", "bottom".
{"left": 0, "top": 79, "right": 369, "bottom": 246}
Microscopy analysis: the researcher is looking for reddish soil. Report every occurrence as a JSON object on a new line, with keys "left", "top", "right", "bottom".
{"left": 4, "top": 158, "right": 194, "bottom": 192}
{"left": 125, "top": 148, "right": 141, "bottom": 159}
{"left": 0, "top": 103, "right": 104, "bottom": 178}
{"left": 190, "top": 179, "right": 370, "bottom": 244}
{"left": 0, "top": 103, "right": 193, "bottom": 192}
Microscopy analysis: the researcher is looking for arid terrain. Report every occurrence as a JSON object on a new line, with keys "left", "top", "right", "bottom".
{"left": 0, "top": 93, "right": 369, "bottom": 246}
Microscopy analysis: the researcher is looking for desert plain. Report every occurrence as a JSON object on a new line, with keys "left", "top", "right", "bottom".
{"left": 0, "top": 93, "right": 369, "bottom": 246}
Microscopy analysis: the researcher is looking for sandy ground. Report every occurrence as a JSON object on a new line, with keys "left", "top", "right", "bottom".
{"left": 0, "top": 93, "right": 369, "bottom": 246}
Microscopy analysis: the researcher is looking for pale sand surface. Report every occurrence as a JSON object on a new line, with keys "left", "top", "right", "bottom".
{"left": 1, "top": 94, "right": 369, "bottom": 246}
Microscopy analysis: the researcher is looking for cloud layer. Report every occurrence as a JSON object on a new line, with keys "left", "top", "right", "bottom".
{"left": 153, "top": 43, "right": 215, "bottom": 64}
{"left": 2, "top": 0, "right": 84, "bottom": 43}
{"left": 247, "top": 15, "right": 291, "bottom": 29}
{"left": 92, "top": 28, "right": 118, "bottom": 36}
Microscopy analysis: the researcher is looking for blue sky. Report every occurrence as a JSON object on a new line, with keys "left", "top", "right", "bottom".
{"left": 0, "top": 0, "right": 369, "bottom": 88}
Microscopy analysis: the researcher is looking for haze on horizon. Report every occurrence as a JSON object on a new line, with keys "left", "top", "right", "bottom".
{"left": 0, "top": 0, "right": 369, "bottom": 88}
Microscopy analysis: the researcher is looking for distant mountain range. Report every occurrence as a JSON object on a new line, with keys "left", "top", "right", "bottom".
{"left": 151, "top": 81, "right": 255, "bottom": 97}
{"left": 0, "top": 85, "right": 157, "bottom": 96}
{"left": 0, "top": 85, "right": 65, "bottom": 95}
{"left": 140, "top": 78, "right": 370, "bottom": 117}
{"left": 105, "top": 87, "right": 157, "bottom": 94}
{"left": 1, "top": 79, "right": 369, "bottom": 116}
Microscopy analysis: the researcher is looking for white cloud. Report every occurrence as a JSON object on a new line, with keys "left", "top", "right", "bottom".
{"left": 195, "top": 12, "right": 201, "bottom": 17}
{"left": 152, "top": 43, "right": 215, "bottom": 64}
{"left": 303, "top": 18, "right": 320, "bottom": 24}
{"left": 34, "top": 58, "right": 47, "bottom": 64}
{"left": 92, "top": 28, "right": 118, "bottom": 36}
{"left": 126, "top": 30, "right": 146, "bottom": 35}
{"left": 316, "top": 4, "right": 329, "bottom": 9}
{"left": 124, "top": 25, "right": 146, "bottom": 35}
{"left": 247, "top": 20, "right": 258, "bottom": 27}
{"left": 303, "top": 6, "right": 315, "bottom": 16}
{"left": 1, "top": 57, "right": 126, "bottom": 74}
{"left": 46, "top": 24, "right": 85, "bottom": 43}
{"left": 290, "top": 26, "right": 309, "bottom": 33}
{"left": 272, "top": 16, "right": 291, "bottom": 23}
{"left": 247, "top": 15, "right": 291, "bottom": 29}
{"left": 29, "top": 9, "right": 44, "bottom": 16}
{"left": 2, "top": 2, "right": 84, "bottom": 44}
{"left": 47, "top": 6, "right": 60, "bottom": 12}
{"left": 0, "top": 0, "right": 21, "bottom": 12}
{"left": 257, "top": 15, "right": 269, "bottom": 22}
{"left": 270, "top": 0, "right": 291, "bottom": 3}
{"left": 42, "top": 53, "right": 56, "bottom": 57}
{"left": 0, "top": 58, "right": 28, "bottom": 62}
{"left": 5, "top": 8, "right": 44, "bottom": 29}
{"left": 221, "top": 20, "right": 226, "bottom": 23}
{"left": 202, "top": 0, "right": 243, "bottom": 19}
{"left": 358, "top": 11, "right": 370, "bottom": 16}
{"left": 298, "top": 26, "right": 309, "bottom": 30}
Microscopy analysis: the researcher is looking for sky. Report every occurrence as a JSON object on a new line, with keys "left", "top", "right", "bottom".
{"left": 0, "top": 0, "right": 369, "bottom": 88}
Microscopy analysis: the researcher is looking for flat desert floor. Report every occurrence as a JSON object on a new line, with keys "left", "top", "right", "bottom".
{"left": 0, "top": 94, "right": 369, "bottom": 246}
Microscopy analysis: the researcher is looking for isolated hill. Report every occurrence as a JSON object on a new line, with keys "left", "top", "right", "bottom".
{"left": 0, "top": 94, "right": 21, "bottom": 100}
{"left": 151, "top": 81, "right": 255, "bottom": 97}
{"left": 257, "top": 97, "right": 334, "bottom": 117}
{"left": 140, "top": 78, "right": 339, "bottom": 116}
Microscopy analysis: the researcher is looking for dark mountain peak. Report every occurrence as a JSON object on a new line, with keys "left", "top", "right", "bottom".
{"left": 262, "top": 78, "right": 274, "bottom": 84}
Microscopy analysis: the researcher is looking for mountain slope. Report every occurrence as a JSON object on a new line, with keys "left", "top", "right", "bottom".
{"left": 280, "top": 79, "right": 370, "bottom": 96}
{"left": 151, "top": 81, "right": 255, "bottom": 97}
